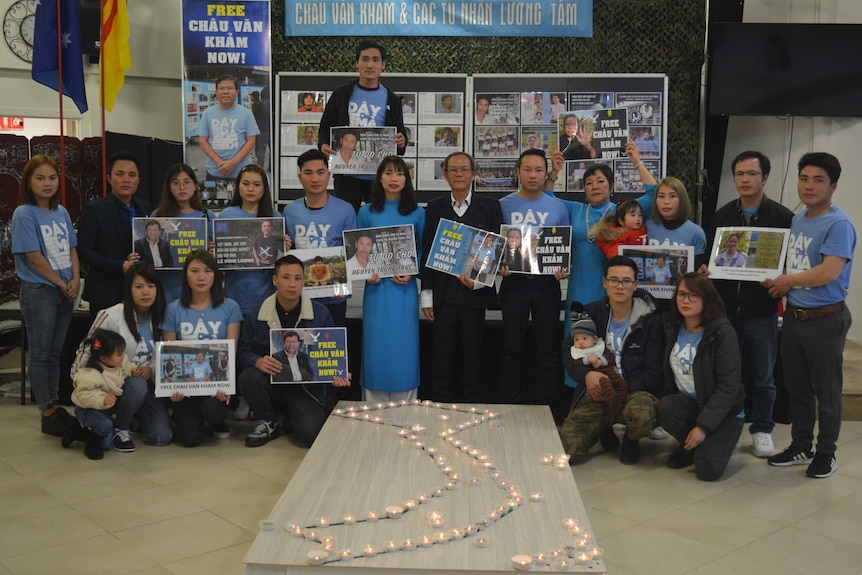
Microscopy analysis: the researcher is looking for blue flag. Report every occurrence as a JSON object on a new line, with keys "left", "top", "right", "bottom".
{"left": 32, "top": 0, "right": 88, "bottom": 114}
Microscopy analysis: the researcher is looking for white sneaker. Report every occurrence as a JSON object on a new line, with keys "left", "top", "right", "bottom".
{"left": 649, "top": 426, "right": 669, "bottom": 440}
{"left": 752, "top": 432, "right": 775, "bottom": 458}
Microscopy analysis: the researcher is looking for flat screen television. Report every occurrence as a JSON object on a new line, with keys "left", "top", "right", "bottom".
{"left": 708, "top": 23, "right": 862, "bottom": 117}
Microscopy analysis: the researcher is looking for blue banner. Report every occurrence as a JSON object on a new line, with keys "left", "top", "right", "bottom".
{"left": 285, "top": 0, "right": 592, "bottom": 37}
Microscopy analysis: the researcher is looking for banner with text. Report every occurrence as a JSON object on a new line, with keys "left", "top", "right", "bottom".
{"left": 285, "top": 0, "right": 592, "bottom": 37}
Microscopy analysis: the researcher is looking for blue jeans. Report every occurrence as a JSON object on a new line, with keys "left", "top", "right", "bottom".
{"left": 75, "top": 377, "right": 147, "bottom": 450}
{"left": 137, "top": 381, "right": 173, "bottom": 446}
{"left": 20, "top": 281, "right": 72, "bottom": 411}
{"left": 729, "top": 313, "right": 778, "bottom": 434}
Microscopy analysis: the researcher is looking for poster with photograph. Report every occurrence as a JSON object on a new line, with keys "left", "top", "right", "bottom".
{"left": 520, "top": 126, "right": 558, "bottom": 155}
{"left": 417, "top": 158, "right": 452, "bottom": 191}
{"left": 616, "top": 92, "right": 662, "bottom": 125}
{"left": 520, "top": 92, "right": 554, "bottom": 124}
{"left": 328, "top": 126, "right": 397, "bottom": 175}
{"left": 132, "top": 217, "right": 208, "bottom": 270}
{"left": 559, "top": 108, "right": 629, "bottom": 162}
{"left": 620, "top": 245, "right": 694, "bottom": 300}
{"left": 567, "top": 92, "right": 615, "bottom": 111}
{"left": 269, "top": 327, "right": 348, "bottom": 384}
{"left": 630, "top": 126, "right": 662, "bottom": 158}
{"left": 281, "top": 90, "right": 326, "bottom": 122}
{"left": 426, "top": 219, "right": 506, "bottom": 287}
{"left": 475, "top": 159, "right": 518, "bottom": 193}
{"left": 708, "top": 227, "right": 790, "bottom": 282}
{"left": 474, "top": 93, "right": 520, "bottom": 126}
{"left": 154, "top": 339, "right": 235, "bottom": 398}
{"left": 343, "top": 225, "right": 419, "bottom": 282}
{"left": 474, "top": 126, "right": 519, "bottom": 159}
{"left": 288, "top": 246, "right": 351, "bottom": 299}
{"left": 418, "top": 92, "right": 464, "bottom": 124}
{"left": 612, "top": 158, "right": 662, "bottom": 195}
{"left": 213, "top": 217, "right": 286, "bottom": 269}
{"left": 400, "top": 92, "right": 417, "bottom": 119}
{"left": 279, "top": 124, "right": 319, "bottom": 155}
{"left": 499, "top": 225, "right": 572, "bottom": 275}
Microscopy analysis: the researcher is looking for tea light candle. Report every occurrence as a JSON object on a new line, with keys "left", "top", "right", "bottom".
{"left": 403, "top": 539, "right": 417, "bottom": 550}
{"left": 445, "top": 481, "right": 458, "bottom": 490}
{"left": 372, "top": 415, "right": 382, "bottom": 423}
{"left": 333, "top": 408, "right": 344, "bottom": 415}
{"left": 435, "top": 531, "right": 450, "bottom": 543}
{"left": 422, "top": 399, "right": 433, "bottom": 406}
{"left": 339, "top": 549, "right": 353, "bottom": 562}
{"left": 307, "top": 550, "right": 329, "bottom": 565}
{"left": 347, "top": 405, "right": 356, "bottom": 412}
{"left": 589, "top": 547, "right": 604, "bottom": 560}
{"left": 385, "top": 505, "right": 404, "bottom": 518}
{"left": 451, "top": 528, "right": 464, "bottom": 539}
{"left": 398, "top": 428, "right": 410, "bottom": 437}
{"left": 290, "top": 526, "right": 305, "bottom": 537}
{"left": 403, "top": 499, "right": 417, "bottom": 510}
{"left": 468, "top": 476, "right": 481, "bottom": 486}
{"left": 322, "top": 542, "right": 335, "bottom": 552}
{"left": 361, "top": 413, "right": 371, "bottom": 420}
{"left": 511, "top": 554, "right": 533, "bottom": 570}
{"left": 259, "top": 519, "right": 275, "bottom": 532}
{"left": 306, "top": 530, "right": 321, "bottom": 542}
{"left": 419, "top": 536, "right": 434, "bottom": 547}
{"left": 441, "top": 465, "right": 453, "bottom": 473}
{"left": 315, "top": 517, "right": 330, "bottom": 528}
{"left": 563, "top": 518, "right": 579, "bottom": 529}
{"left": 347, "top": 411, "right": 357, "bottom": 418}
{"left": 360, "top": 404, "right": 370, "bottom": 411}
{"left": 555, "top": 460, "right": 570, "bottom": 470}
{"left": 529, "top": 492, "right": 544, "bottom": 502}
{"left": 428, "top": 511, "right": 444, "bottom": 524}
{"left": 551, "top": 549, "right": 564, "bottom": 558}
{"left": 342, "top": 514, "right": 356, "bottom": 525}
{"left": 417, "top": 493, "right": 431, "bottom": 503}
{"left": 449, "top": 472, "right": 461, "bottom": 481}
{"left": 410, "top": 424, "right": 426, "bottom": 434}
{"left": 433, "top": 488, "right": 446, "bottom": 497}
{"left": 322, "top": 536, "right": 335, "bottom": 546}
{"left": 554, "top": 558, "right": 574, "bottom": 571}
{"left": 387, "top": 401, "right": 397, "bottom": 407}
{"left": 385, "top": 540, "right": 400, "bottom": 552}
{"left": 575, "top": 538, "right": 592, "bottom": 551}
{"left": 362, "top": 544, "right": 378, "bottom": 557}
{"left": 575, "top": 552, "right": 591, "bottom": 564}
{"left": 439, "top": 414, "right": 450, "bottom": 421}
{"left": 568, "top": 524, "right": 585, "bottom": 536}
{"left": 366, "top": 511, "right": 380, "bottom": 522}
{"left": 533, "top": 552, "right": 549, "bottom": 565}
{"left": 375, "top": 402, "right": 385, "bottom": 409}
{"left": 474, "top": 536, "right": 488, "bottom": 548}
{"left": 413, "top": 441, "right": 424, "bottom": 449}
{"left": 426, "top": 446, "right": 437, "bottom": 454}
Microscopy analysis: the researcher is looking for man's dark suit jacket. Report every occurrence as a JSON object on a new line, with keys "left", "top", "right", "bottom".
{"left": 134, "top": 238, "right": 174, "bottom": 268}
{"left": 421, "top": 192, "right": 504, "bottom": 310}
{"left": 77, "top": 193, "right": 150, "bottom": 314}
{"left": 272, "top": 349, "right": 314, "bottom": 382}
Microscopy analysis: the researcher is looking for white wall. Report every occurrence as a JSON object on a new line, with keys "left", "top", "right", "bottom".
{"left": 716, "top": 0, "right": 862, "bottom": 342}
{"left": 0, "top": 0, "right": 183, "bottom": 140}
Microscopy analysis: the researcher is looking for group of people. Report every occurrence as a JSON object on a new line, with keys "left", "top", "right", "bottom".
{"left": 13, "top": 38, "right": 855, "bottom": 482}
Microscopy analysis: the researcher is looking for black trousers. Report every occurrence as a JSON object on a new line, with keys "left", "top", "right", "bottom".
{"left": 430, "top": 303, "right": 487, "bottom": 403}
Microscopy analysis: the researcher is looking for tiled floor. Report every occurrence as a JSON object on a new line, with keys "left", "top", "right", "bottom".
{"left": 1, "top": 400, "right": 862, "bottom": 575}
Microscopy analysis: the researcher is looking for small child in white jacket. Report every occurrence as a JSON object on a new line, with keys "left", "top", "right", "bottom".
{"left": 66, "top": 329, "right": 145, "bottom": 459}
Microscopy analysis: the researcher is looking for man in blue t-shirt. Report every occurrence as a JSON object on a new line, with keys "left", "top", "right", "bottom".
{"left": 283, "top": 149, "right": 358, "bottom": 325}
{"left": 497, "top": 149, "right": 569, "bottom": 414}
{"left": 318, "top": 40, "right": 407, "bottom": 211}
{"left": 764, "top": 152, "right": 855, "bottom": 479}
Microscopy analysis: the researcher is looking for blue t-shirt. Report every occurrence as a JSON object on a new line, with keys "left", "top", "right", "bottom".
{"left": 190, "top": 361, "right": 213, "bottom": 382}
{"left": 198, "top": 104, "right": 261, "bottom": 179}
{"left": 283, "top": 195, "right": 358, "bottom": 249}
{"left": 11, "top": 204, "right": 77, "bottom": 285}
{"left": 348, "top": 84, "right": 388, "bottom": 182}
{"left": 786, "top": 206, "right": 856, "bottom": 308}
{"left": 650, "top": 265, "right": 674, "bottom": 285}
{"left": 605, "top": 314, "right": 631, "bottom": 377}
{"left": 161, "top": 298, "right": 243, "bottom": 340}
{"left": 500, "top": 192, "right": 569, "bottom": 228}
{"left": 670, "top": 328, "right": 702, "bottom": 397}
{"left": 645, "top": 219, "right": 707, "bottom": 255}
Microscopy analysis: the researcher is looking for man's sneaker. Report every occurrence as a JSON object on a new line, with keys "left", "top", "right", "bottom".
{"left": 768, "top": 445, "right": 813, "bottom": 466}
{"left": 667, "top": 446, "right": 695, "bottom": 469}
{"left": 806, "top": 453, "right": 838, "bottom": 478}
{"left": 599, "top": 428, "right": 620, "bottom": 452}
{"left": 112, "top": 429, "right": 136, "bottom": 452}
{"left": 246, "top": 420, "right": 281, "bottom": 447}
{"left": 751, "top": 432, "right": 775, "bottom": 458}
{"left": 649, "top": 426, "right": 670, "bottom": 440}
{"left": 619, "top": 437, "right": 640, "bottom": 465}
{"left": 234, "top": 397, "right": 251, "bottom": 420}
{"left": 211, "top": 422, "right": 231, "bottom": 440}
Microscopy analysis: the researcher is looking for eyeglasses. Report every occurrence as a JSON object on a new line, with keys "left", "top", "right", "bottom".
{"left": 733, "top": 171, "right": 761, "bottom": 179}
{"left": 676, "top": 291, "right": 701, "bottom": 302}
{"left": 171, "top": 178, "right": 195, "bottom": 188}
{"left": 446, "top": 167, "right": 473, "bottom": 174}
{"left": 606, "top": 277, "right": 635, "bottom": 288}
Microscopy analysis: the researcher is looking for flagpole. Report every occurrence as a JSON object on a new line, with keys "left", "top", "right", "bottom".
{"left": 55, "top": 0, "right": 66, "bottom": 206}
{"left": 100, "top": 0, "right": 107, "bottom": 197}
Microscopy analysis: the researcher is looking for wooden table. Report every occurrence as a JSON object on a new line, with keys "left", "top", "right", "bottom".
{"left": 243, "top": 401, "right": 605, "bottom": 574}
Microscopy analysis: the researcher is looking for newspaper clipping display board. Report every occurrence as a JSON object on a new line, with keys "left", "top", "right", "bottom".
{"left": 269, "top": 327, "right": 348, "bottom": 384}
{"left": 343, "top": 225, "right": 419, "bottom": 282}
{"left": 499, "top": 225, "right": 572, "bottom": 275}
{"left": 425, "top": 219, "right": 505, "bottom": 287}
{"left": 154, "top": 339, "right": 236, "bottom": 398}
{"left": 619, "top": 245, "right": 695, "bottom": 300}
{"left": 288, "top": 246, "right": 351, "bottom": 299}
{"left": 132, "top": 217, "right": 208, "bottom": 270}
{"left": 328, "top": 126, "right": 397, "bottom": 175}
{"left": 708, "top": 227, "right": 790, "bottom": 282}
{"left": 213, "top": 217, "right": 286, "bottom": 269}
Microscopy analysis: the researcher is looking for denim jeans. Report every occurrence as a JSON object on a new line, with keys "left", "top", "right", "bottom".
{"left": 20, "top": 281, "right": 72, "bottom": 411}
{"left": 729, "top": 313, "right": 778, "bottom": 434}
{"left": 137, "top": 380, "right": 173, "bottom": 446}
{"left": 74, "top": 377, "right": 147, "bottom": 450}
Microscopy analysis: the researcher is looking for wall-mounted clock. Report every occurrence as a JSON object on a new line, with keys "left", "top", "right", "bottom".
{"left": 3, "top": 0, "right": 37, "bottom": 63}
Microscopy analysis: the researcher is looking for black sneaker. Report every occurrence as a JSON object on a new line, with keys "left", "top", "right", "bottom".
{"left": 84, "top": 431, "right": 104, "bottom": 460}
{"left": 245, "top": 420, "right": 281, "bottom": 447}
{"left": 768, "top": 445, "right": 813, "bottom": 467}
{"left": 599, "top": 428, "right": 620, "bottom": 452}
{"left": 667, "top": 446, "right": 695, "bottom": 469}
{"left": 41, "top": 407, "right": 71, "bottom": 437}
{"left": 112, "top": 429, "right": 136, "bottom": 452}
{"left": 619, "top": 437, "right": 640, "bottom": 465}
{"left": 805, "top": 453, "right": 837, "bottom": 478}
{"left": 210, "top": 422, "right": 231, "bottom": 440}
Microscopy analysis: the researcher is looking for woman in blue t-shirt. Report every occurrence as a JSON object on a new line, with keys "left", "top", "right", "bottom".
{"left": 657, "top": 273, "right": 744, "bottom": 481}
{"left": 11, "top": 155, "right": 80, "bottom": 436}
{"left": 646, "top": 177, "right": 707, "bottom": 270}
{"left": 161, "top": 250, "right": 242, "bottom": 446}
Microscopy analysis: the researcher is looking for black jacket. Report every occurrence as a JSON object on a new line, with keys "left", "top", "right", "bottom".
{"left": 134, "top": 238, "right": 174, "bottom": 268}
{"left": 707, "top": 195, "right": 793, "bottom": 318}
{"left": 318, "top": 80, "right": 407, "bottom": 155}
{"left": 662, "top": 315, "right": 744, "bottom": 433}
{"left": 421, "top": 193, "right": 504, "bottom": 310}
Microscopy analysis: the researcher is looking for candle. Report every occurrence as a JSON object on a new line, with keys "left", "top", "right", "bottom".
{"left": 433, "top": 488, "right": 446, "bottom": 497}
{"left": 258, "top": 519, "right": 275, "bottom": 532}
{"left": 575, "top": 552, "right": 591, "bottom": 564}
{"left": 403, "top": 539, "right": 417, "bottom": 551}
{"left": 339, "top": 549, "right": 353, "bottom": 562}
{"left": 441, "top": 465, "right": 453, "bottom": 473}
{"left": 439, "top": 414, "right": 450, "bottom": 421}
{"left": 366, "top": 511, "right": 380, "bottom": 522}
{"left": 361, "top": 413, "right": 371, "bottom": 420}
{"left": 575, "top": 538, "right": 592, "bottom": 551}
{"left": 468, "top": 476, "right": 481, "bottom": 486}
{"left": 568, "top": 524, "right": 584, "bottom": 536}
{"left": 445, "top": 481, "right": 458, "bottom": 490}
{"left": 512, "top": 555, "right": 533, "bottom": 571}
{"left": 306, "top": 530, "right": 321, "bottom": 542}
{"left": 420, "top": 536, "right": 434, "bottom": 547}
{"left": 460, "top": 444, "right": 471, "bottom": 452}
{"left": 347, "top": 411, "right": 357, "bottom": 418}
{"left": 540, "top": 453, "right": 555, "bottom": 465}
{"left": 375, "top": 402, "right": 385, "bottom": 409}
{"left": 449, "top": 472, "right": 461, "bottom": 481}
{"left": 404, "top": 499, "right": 417, "bottom": 510}
{"left": 360, "top": 404, "right": 370, "bottom": 411}
{"left": 555, "top": 460, "right": 570, "bottom": 470}
{"left": 322, "top": 542, "right": 335, "bottom": 552}
{"left": 385, "top": 505, "right": 404, "bottom": 518}
{"left": 347, "top": 406, "right": 356, "bottom": 412}
{"left": 452, "top": 439, "right": 463, "bottom": 447}
{"left": 362, "top": 544, "right": 378, "bottom": 557}
{"left": 554, "top": 558, "right": 573, "bottom": 571}
{"left": 533, "top": 552, "right": 549, "bottom": 565}
{"left": 410, "top": 424, "right": 426, "bottom": 434}
{"left": 474, "top": 536, "right": 488, "bottom": 548}
{"left": 286, "top": 522, "right": 300, "bottom": 533}
{"left": 322, "top": 536, "right": 335, "bottom": 546}
{"left": 333, "top": 408, "right": 344, "bottom": 415}
{"left": 529, "top": 492, "right": 544, "bottom": 502}
{"left": 451, "top": 528, "right": 464, "bottom": 539}
{"left": 435, "top": 531, "right": 450, "bottom": 543}
{"left": 562, "top": 518, "right": 579, "bottom": 529}
{"left": 427, "top": 511, "right": 444, "bottom": 527}
{"left": 307, "top": 550, "right": 329, "bottom": 565}
{"left": 342, "top": 514, "right": 356, "bottom": 525}
{"left": 551, "top": 549, "right": 564, "bottom": 558}
{"left": 315, "top": 517, "right": 330, "bottom": 528}
{"left": 589, "top": 547, "right": 604, "bottom": 560}
{"left": 387, "top": 401, "right": 397, "bottom": 407}
{"left": 426, "top": 446, "right": 437, "bottom": 454}
{"left": 398, "top": 428, "right": 410, "bottom": 437}
{"left": 417, "top": 493, "right": 431, "bottom": 503}
{"left": 422, "top": 399, "right": 433, "bottom": 406}
{"left": 385, "top": 540, "right": 400, "bottom": 552}
{"left": 290, "top": 526, "right": 305, "bottom": 537}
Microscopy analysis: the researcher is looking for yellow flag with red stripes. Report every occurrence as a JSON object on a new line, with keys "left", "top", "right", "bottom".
{"left": 99, "top": 0, "right": 132, "bottom": 112}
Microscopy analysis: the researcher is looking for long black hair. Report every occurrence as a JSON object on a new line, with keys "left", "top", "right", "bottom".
{"left": 368, "top": 156, "right": 418, "bottom": 215}
{"left": 228, "top": 163, "right": 274, "bottom": 217}
{"left": 84, "top": 329, "right": 127, "bottom": 371}
{"left": 122, "top": 263, "right": 166, "bottom": 343}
